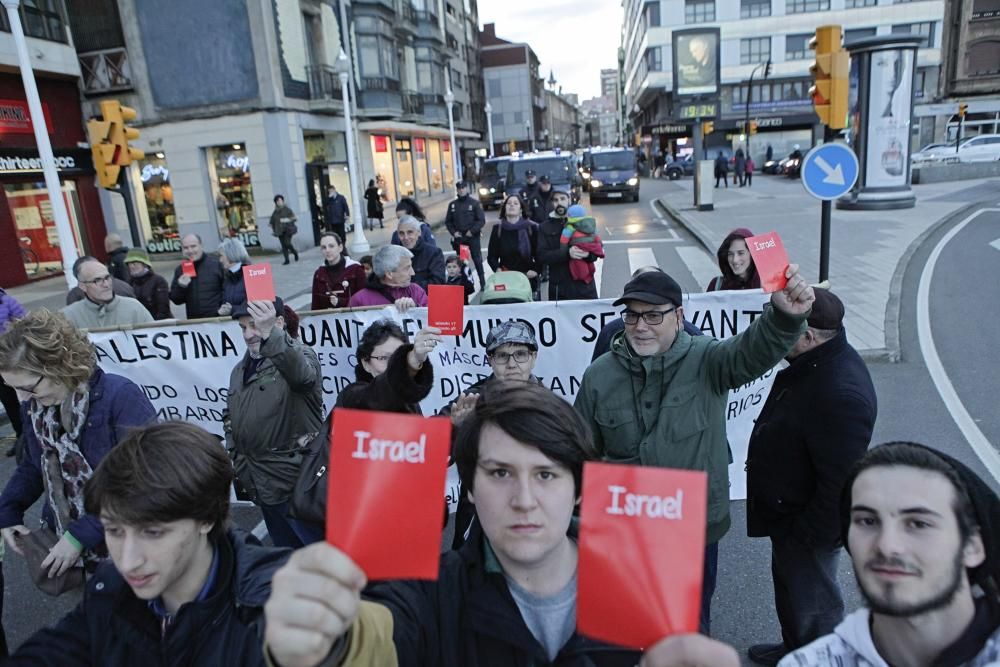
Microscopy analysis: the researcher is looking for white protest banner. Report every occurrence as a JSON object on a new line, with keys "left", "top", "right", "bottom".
{"left": 88, "top": 290, "right": 777, "bottom": 499}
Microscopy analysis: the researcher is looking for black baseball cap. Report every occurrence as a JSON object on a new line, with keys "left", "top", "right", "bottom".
{"left": 613, "top": 272, "right": 682, "bottom": 308}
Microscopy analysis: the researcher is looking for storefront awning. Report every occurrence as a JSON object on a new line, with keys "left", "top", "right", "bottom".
{"left": 356, "top": 120, "right": 480, "bottom": 140}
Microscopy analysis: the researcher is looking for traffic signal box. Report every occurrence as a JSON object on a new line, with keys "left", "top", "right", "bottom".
{"left": 87, "top": 100, "right": 144, "bottom": 189}
{"left": 701, "top": 121, "right": 714, "bottom": 137}
{"left": 809, "top": 25, "right": 849, "bottom": 130}
{"left": 958, "top": 103, "right": 968, "bottom": 118}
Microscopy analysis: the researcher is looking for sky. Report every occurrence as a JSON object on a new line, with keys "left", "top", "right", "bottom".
{"left": 478, "top": 0, "right": 623, "bottom": 101}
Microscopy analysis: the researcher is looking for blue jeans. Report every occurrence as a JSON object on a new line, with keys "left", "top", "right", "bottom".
{"left": 771, "top": 534, "right": 844, "bottom": 650}
{"left": 701, "top": 542, "right": 718, "bottom": 636}
{"left": 259, "top": 501, "right": 304, "bottom": 549}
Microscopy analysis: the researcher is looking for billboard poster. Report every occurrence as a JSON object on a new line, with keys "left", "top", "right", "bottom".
{"left": 673, "top": 28, "right": 720, "bottom": 97}
{"left": 864, "top": 48, "right": 914, "bottom": 188}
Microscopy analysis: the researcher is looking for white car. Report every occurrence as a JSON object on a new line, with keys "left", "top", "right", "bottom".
{"left": 910, "top": 142, "right": 953, "bottom": 165}
{"left": 952, "top": 134, "right": 1000, "bottom": 163}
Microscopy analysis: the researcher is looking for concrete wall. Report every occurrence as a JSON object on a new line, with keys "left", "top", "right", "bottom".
{"left": 911, "top": 160, "right": 1000, "bottom": 183}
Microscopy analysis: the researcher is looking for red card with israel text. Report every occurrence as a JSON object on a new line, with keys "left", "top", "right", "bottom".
{"left": 578, "top": 462, "right": 707, "bottom": 649}
{"left": 242, "top": 263, "right": 276, "bottom": 302}
{"left": 181, "top": 260, "right": 196, "bottom": 277}
{"left": 428, "top": 284, "right": 465, "bottom": 335}
{"left": 326, "top": 408, "right": 451, "bottom": 580}
{"left": 745, "top": 231, "right": 789, "bottom": 293}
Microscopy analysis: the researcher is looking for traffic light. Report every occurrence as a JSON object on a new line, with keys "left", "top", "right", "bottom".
{"left": 808, "top": 25, "right": 850, "bottom": 130}
{"left": 87, "top": 117, "right": 120, "bottom": 189}
{"left": 100, "top": 100, "right": 144, "bottom": 165}
{"left": 958, "top": 103, "right": 968, "bottom": 118}
{"left": 701, "top": 121, "right": 714, "bottom": 137}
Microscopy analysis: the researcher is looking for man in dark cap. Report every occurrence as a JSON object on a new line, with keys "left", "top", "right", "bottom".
{"left": 519, "top": 168, "right": 540, "bottom": 203}
{"left": 445, "top": 180, "right": 486, "bottom": 288}
{"left": 527, "top": 174, "right": 554, "bottom": 223}
{"left": 575, "top": 265, "right": 816, "bottom": 634}
{"left": 780, "top": 441, "right": 1000, "bottom": 666}
{"left": 744, "top": 288, "right": 878, "bottom": 666}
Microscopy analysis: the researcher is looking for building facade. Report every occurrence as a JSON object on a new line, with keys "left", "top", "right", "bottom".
{"left": 934, "top": 0, "right": 1000, "bottom": 137}
{"left": 622, "top": 0, "right": 946, "bottom": 165}
{"left": 542, "top": 88, "right": 582, "bottom": 149}
{"left": 0, "top": 2, "right": 106, "bottom": 287}
{"left": 480, "top": 22, "right": 545, "bottom": 155}
{"left": 71, "top": 0, "right": 482, "bottom": 259}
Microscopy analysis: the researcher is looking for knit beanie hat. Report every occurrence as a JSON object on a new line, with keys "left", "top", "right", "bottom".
{"left": 567, "top": 204, "right": 587, "bottom": 221}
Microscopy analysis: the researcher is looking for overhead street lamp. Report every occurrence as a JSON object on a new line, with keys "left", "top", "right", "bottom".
{"left": 444, "top": 88, "right": 460, "bottom": 184}
{"left": 335, "top": 50, "right": 368, "bottom": 255}
{"left": 484, "top": 100, "right": 495, "bottom": 158}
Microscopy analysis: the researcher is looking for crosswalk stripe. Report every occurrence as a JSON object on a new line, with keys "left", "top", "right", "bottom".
{"left": 676, "top": 246, "right": 719, "bottom": 291}
{"left": 627, "top": 247, "right": 658, "bottom": 276}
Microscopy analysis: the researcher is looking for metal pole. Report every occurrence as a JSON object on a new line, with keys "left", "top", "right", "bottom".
{"left": 692, "top": 115, "right": 702, "bottom": 208}
{"left": 116, "top": 168, "right": 142, "bottom": 248}
{"left": 339, "top": 66, "right": 369, "bottom": 255}
{"left": 745, "top": 66, "right": 756, "bottom": 159}
{"left": 819, "top": 199, "right": 831, "bottom": 282}
{"left": 485, "top": 102, "right": 495, "bottom": 158}
{"left": 3, "top": 0, "right": 79, "bottom": 287}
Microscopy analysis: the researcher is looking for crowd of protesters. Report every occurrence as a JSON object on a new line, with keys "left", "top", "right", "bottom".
{"left": 0, "top": 181, "right": 994, "bottom": 667}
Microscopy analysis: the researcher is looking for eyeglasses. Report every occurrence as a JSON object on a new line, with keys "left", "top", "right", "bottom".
{"left": 490, "top": 349, "right": 533, "bottom": 365}
{"left": 13, "top": 375, "right": 45, "bottom": 396}
{"left": 621, "top": 307, "right": 676, "bottom": 326}
{"left": 368, "top": 354, "right": 392, "bottom": 363}
{"left": 80, "top": 274, "right": 112, "bottom": 286}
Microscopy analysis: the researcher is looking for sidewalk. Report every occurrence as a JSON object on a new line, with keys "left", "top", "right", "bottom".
{"left": 656, "top": 174, "right": 1000, "bottom": 360}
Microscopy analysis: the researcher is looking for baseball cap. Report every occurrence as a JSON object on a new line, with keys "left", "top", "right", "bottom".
{"left": 231, "top": 296, "right": 285, "bottom": 320}
{"left": 480, "top": 271, "right": 533, "bottom": 304}
{"left": 485, "top": 320, "right": 538, "bottom": 354}
{"left": 807, "top": 288, "right": 845, "bottom": 330}
{"left": 612, "top": 272, "right": 683, "bottom": 308}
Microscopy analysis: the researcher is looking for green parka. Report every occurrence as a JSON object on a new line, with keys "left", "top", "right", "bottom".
{"left": 574, "top": 305, "right": 807, "bottom": 544}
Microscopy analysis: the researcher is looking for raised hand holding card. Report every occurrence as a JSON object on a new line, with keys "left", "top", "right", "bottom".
{"left": 242, "top": 263, "right": 276, "bottom": 302}
{"left": 428, "top": 284, "right": 465, "bottom": 336}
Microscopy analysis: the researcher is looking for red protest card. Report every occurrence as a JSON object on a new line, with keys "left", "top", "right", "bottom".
{"left": 578, "top": 462, "right": 707, "bottom": 649}
{"left": 459, "top": 244, "right": 472, "bottom": 262}
{"left": 181, "top": 260, "right": 196, "bottom": 277}
{"left": 326, "top": 408, "right": 451, "bottom": 580}
{"left": 427, "top": 284, "right": 465, "bottom": 335}
{"left": 242, "top": 263, "right": 276, "bottom": 302}
{"left": 745, "top": 231, "right": 789, "bottom": 293}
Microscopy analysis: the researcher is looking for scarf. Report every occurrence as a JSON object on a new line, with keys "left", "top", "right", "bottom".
{"left": 29, "top": 384, "right": 94, "bottom": 539}
{"left": 500, "top": 217, "right": 535, "bottom": 260}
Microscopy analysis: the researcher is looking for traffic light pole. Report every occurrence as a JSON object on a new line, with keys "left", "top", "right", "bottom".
{"left": 692, "top": 114, "right": 702, "bottom": 208}
{"left": 113, "top": 169, "right": 143, "bottom": 249}
{"left": 818, "top": 125, "right": 835, "bottom": 282}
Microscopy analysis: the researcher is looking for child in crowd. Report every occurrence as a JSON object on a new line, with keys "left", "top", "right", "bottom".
{"left": 445, "top": 255, "right": 475, "bottom": 305}
{"left": 360, "top": 255, "right": 374, "bottom": 279}
{"left": 560, "top": 204, "right": 605, "bottom": 284}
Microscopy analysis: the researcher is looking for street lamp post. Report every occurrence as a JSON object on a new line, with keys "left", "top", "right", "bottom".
{"left": 335, "top": 50, "right": 369, "bottom": 255}
{"left": 2, "top": 0, "right": 79, "bottom": 286}
{"left": 525, "top": 120, "right": 533, "bottom": 151}
{"left": 744, "top": 59, "right": 772, "bottom": 160}
{"left": 444, "top": 89, "right": 460, "bottom": 184}
{"left": 484, "top": 100, "right": 495, "bottom": 158}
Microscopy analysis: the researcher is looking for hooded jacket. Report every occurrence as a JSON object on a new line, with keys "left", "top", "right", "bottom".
{"left": 8, "top": 529, "right": 290, "bottom": 667}
{"left": 311, "top": 256, "right": 367, "bottom": 310}
{"left": 575, "top": 305, "right": 807, "bottom": 545}
{"left": 169, "top": 253, "right": 225, "bottom": 320}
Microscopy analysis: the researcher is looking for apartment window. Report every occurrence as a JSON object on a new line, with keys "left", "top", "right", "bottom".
{"left": 741, "top": 0, "right": 771, "bottom": 17}
{"left": 0, "top": 0, "right": 66, "bottom": 42}
{"left": 844, "top": 27, "right": 877, "bottom": 44}
{"left": 786, "top": 33, "right": 811, "bottom": 60}
{"left": 740, "top": 37, "right": 770, "bottom": 65}
{"left": 415, "top": 47, "right": 439, "bottom": 92}
{"left": 892, "top": 22, "right": 935, "bottom": 47}
{"left": 644, "top": 47, "right": 662, "bottom": 72}
{"left": 451, "top": 67, "right": 463, "bottom": 89}
{"left": 358, "top": 35, "right": 399, "bottom": 80}
{"left": 643, "top": 2, "right": 661, "bottom": 28}
{"left": 913, "top": 69, "right": 926, "bottom": 98}
{"left": 968, "top": 40, "right": 1000, "bottom": 75}
{"left": 846, "top": 0, "right": 878, "bottom": 6}
{"left": 487, "top": 78, "right": 501, "bottom": 97}
{"left": 685, "top": 0, "right": 715, "bottom": 24}
{"left": 787, "top": 0, "right": 830, "bottom": 12}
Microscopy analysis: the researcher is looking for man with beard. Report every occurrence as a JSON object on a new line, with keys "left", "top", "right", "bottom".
{"left": 536, "top": 190, "right": 598, "bottom": 301}
{"left": 779, "top": 442, "right": 1000, "bottom": 666}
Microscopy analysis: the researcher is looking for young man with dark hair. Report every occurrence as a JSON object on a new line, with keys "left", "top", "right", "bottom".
{"left": 7, "top": 421, "right": 291, "bottom": 666}
{"left": 779, "top": 441, "right": 1000, "bottom": 666}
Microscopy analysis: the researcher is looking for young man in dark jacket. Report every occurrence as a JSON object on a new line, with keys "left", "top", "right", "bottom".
{"left": 7, "top": 420, "right": 291, "bottom": 666}
{"left": 536, "top": 191, "right": 598, "bottom": 301}
{"left": 169, "top": 234, "right": 225, "bottom": 319}
{"left": 324, "top": 186, "right": 350, "bottom": 241}
{"left": 444, "top": 181, "right": 486, "bottom": 288}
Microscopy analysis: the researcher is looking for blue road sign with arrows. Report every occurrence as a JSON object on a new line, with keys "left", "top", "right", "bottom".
{"left": 801, "top": 143, "right": 859, "bottom": 201}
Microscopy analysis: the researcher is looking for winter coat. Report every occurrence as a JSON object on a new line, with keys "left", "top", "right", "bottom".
{"left": 390, "top": 222, "right": 437, "bottom": 248}
{"left": 7, "top": 529, "right": 290, "bottom": 667}
{"left": 324, "top": 194, "right": 349, "bottom": 227}
{"left": 310, "top": 257, "right": 367, "bottom": 310}
{"left": 714, "top": 155, "right": 729, "bottom": 177}
{"left": 445, "top": 195, "right": 486, "bottom": 237}
{"left": 331, "top": 521, "right": 641, "bottom": 666}
{"left": 746, "top": 329, "right": 877, "bottom": 547}
{"left": 106, "top": 247, "right": 129, "bottom": 282}
{"left": 269, "top": 205, "right": 297, "bottom": 237}
{"left": 527, "top": 188, "right": 554, "bottom": 224}
{"left": 364, "top": 186, "right": 384, "bottom": 219}
{"left": 409, "top": 239, "right": 447, "bottom": 291}
{"left": 575, "top": 305, "right": 807, "bottom": 545}
{"left": 734, "top": 153, "right": 746, "bottom": 175}
{"left": 487, "top": 221, "right": 540, "bottom": 275}
{"left": 225, "top": 332, "right": 323, "bottom": 506}
{"left": 0, "top": 288, "right": 27, "bottom": 333}
{"left": 128, "top": 270, "right": 172, "bottom": 320}
{"left": 61, "top": 296, "right": 154, "bottom": 330}
{"left": 348, "top": 275, "right": 428, "bottom": 308}
{"left": 222, "top": 267, "right": 248, "bottom": 311}
{"left": 537, "top": 216, "right": 598, "bottom": 301}
{"left": 446, "top": 272, "right": 475, "bottom": 304}
{"left": 0, "top": 369, "right": 156, "bottom": 549}
{"left": 778, "top": 605, "right": 1000, "bottom": 667}
{"left": 590, "top": 318, "right": 704, "bottom": 362}
{"left": 169, "top": 253, "right": 225, "bottom": 320}
{"left": 336, "top": 343, "right": 432, "bottom": 414}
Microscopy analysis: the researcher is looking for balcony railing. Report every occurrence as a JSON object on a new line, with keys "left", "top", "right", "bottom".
{"left": 307, "top": 65, "right": 344, "bottom": 100}
{"left": 79, "top": 48, "right": 133, "bottom": 95}
{"left": 402, "top": 91, "right": 424, "bottom": 114}
{"left": 420, "top": 93, "right": 444, "bottom": 105}
{"left": 362, "top": 77, "right": 401, "bottom": 92}
{"left": 398, "top": 2, "right": 418, "bottom": 23}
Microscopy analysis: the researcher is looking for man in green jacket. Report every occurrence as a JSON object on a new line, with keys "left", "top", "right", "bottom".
{"left": 574, "top": 266, "right": 814, "bottom": 634}
{"left": 225, "top": 298, "right": 323, "bottom": 549}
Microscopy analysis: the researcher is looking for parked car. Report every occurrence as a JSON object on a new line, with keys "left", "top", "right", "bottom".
{"left": 664, "top": 155, "right": 696, "bottom": 180}
{"left": 587, "top": 148, "right": 640, "bottom": 203}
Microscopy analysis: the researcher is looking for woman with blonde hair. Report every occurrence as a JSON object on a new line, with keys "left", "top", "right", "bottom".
{"left": 0, "top": 310, "right": 155, "bottom": 580}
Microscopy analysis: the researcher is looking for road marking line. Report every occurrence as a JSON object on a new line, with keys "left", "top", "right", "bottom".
{"left": 648, "top": 200, "right": 665, "bottom": 220}
{"left": 677, "top": 246, "right": 719, "bottom": 290}
{"left": 604, "top": 237, "right": 683, "bottom": 244}
{"left": 628, "top": 247, "right": 658, "bottom": 275}
{"left": 918, "top": 208, "right": 1000, "bottom": 483}
{"left": 990, "top": 238, "right": 1000, "bottom": 252}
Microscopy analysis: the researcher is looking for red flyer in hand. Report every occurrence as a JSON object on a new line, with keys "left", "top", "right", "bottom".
{"left": 459, "top": 244, "right": 472, "bottom": 262}
{"left": 242, "top": 263, "right": 276, "bottom": 302}
{"left": 181, "top": 260, "right": 196, "bottom": 277}
{"left": 745, "top": 231, "right": 790, "bottom": 293}
{"left": 578, "top": 462, "right": 707, "bottom": 649}
{"left": 326, "top": 408, "right": 451, "bottom": 580}
{"left": 427, "top": 284, "right": 465, "bottom": 335}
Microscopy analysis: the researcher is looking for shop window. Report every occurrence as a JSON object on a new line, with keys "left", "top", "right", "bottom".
{"left": 139, "top": 153, "right": 178, "bottom": 254}
{"left": 428, "top": 138, "right": 444, "bottom": 192}
{"left": 370, "top": 135, "right": 397, "bottom": 202}
{"left": 208, "top": 144, "right": 259, "bottom": 248}
{"left": 414, "top": 137, "right": 430, "bottom": 196}
{"left": 442, "top": 139, "right": 454, "bottom": 187}
{"left": 395, "top": 138, "right": 415, "bottom": 198}
{"left": 6, "top": 181, "right": 85, "bottom": 278}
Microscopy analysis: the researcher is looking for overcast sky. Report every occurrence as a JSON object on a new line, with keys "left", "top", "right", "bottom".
{"left": 478, "top": 1, "right": 623, "bottom": 101}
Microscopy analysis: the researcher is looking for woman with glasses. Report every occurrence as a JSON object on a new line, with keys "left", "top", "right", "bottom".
{"left": 0, "top": 310, "right": 156, "bottom": 583}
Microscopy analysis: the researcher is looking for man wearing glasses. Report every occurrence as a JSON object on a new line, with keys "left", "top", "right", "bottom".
{"left": 575, "top": 267, "right": 815, "bottom": 635}
{"left": 61, "top": 257, "right": 153, "bottom": 329}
